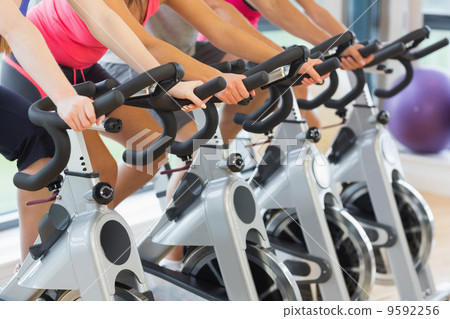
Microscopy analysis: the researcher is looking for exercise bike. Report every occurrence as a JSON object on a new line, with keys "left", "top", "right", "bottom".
{"left": 0, "top": 63, "right": 200, "bottom": 300}
{"left": 323, "top": 26, "right": 450, "bottom": 300}
{"left": 229, "top": 33, "right": 382, "bottom": 301}
{"left": 138, "top": 47, "right": 332, "bottom": 301}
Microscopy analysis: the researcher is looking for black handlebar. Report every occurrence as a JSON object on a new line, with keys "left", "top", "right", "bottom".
{"left": 233, "top": 85, "right": 281, "bottom": 125}
{"left": 310, "top": 31, "right": 355, "bottom": 56}
{"left": 296, "top": 41, "right": 377, "bottom": 111}
{"left": 244, "top": 46, "right": 309, "bottom": 78}
{"left": 210, "top": 59, "right": 246, "bottom": 73}
{"left": 366, "top": 42, "right": 406, "bottom": 67}
{"left": 242, "top": 84, "right": 294, "bottom": 134}
{"left": 14, "top": 88, "right": 125, "bottom": 191}
{"left": 325, "top": 68, "right": 366, "bottom": 111}
{"left": 374, "top": 57, "right": 413, "bottom": 98}
{"left": 233, "top": 56, "right": 340, "bottom": 132}
{"left": 14, "top": 63, "right": 189, "bottom": 191}
{"left": 168, "top": 77, "right": 228, "bottom": 157}
{"left": 127, "top": 76, "right": 228, "bottom": 161}
{"left": 358, "top": 40, "right": 380, "bottom": 58}
{"left": 324, "top": 26, "right": 448, "bottom": 106}
{"left": 373, "top": 38, "right": 448, "bottom": 98}
{"left": 322, "top": 42, "right": 405, "bottom": 110}
{"left": 239, "top": 58, "right": 340, "bottom": 133}
{"left": 391, "top": 26, "right": 430, "bottom": 48}
{"left": 295, "top": 57, "right": 341, "bottom": 82}
{"left": 297, "top": 71, "right": 339, "bottom": 110}
{"left": 402, "top": 37, "right": 449, "bottom": 60}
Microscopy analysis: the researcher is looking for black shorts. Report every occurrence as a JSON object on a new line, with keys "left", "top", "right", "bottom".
{"left": 0, "top": 86, "right": 55, "bottom": 171}
{"left": 193, "top": 41, "right": 227, "bottom": 65}
{"left": 1, "top": 54, "right": 118, "bottom": 103}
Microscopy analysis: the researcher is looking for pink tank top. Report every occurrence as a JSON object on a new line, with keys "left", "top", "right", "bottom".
{"left": 197, "top": 0, "right": 262, "bottom": 41}
{"left": 27, "top": 0, "right": 159, "bottom": 69}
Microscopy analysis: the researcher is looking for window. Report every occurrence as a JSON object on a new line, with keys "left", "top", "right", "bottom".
{"left": 420, "top": 0, "right": 450, "bottom": 69}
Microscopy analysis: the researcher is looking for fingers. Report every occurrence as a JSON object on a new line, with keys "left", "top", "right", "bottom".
{"left": 340, "top": 56, "right": 361, "bottom": 70}
{"left": 186, "top": 91, "right": 207, "bottom": 110}
{"left": 96, "top": 115, "right": 106, "bottom": 126}
{"left": 340, "top": 44, "right": 374, "bottom": 70}
{"left": 57, "top": 96, "right": 102, "bottom": 131}
{"left": 301, "top": 77, "right": 317, "bottom": 86}
{"left": 217, "top": 73, "right": 250, "bottom": 104}
{"left": 299, "top": 59, "right": 323, "bottom": 84}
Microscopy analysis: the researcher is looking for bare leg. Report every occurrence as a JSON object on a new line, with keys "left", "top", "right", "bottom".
{"left": 293, "top": 85, "right": 321, "bottom": 128}
{"left": 164, "top": 119, "right": 198, "bottom": 262}
{"left": 97, "top": 105, "right": 167, "bottom": 209}
{"left": 17, "top": 158, "right": 53, "bottom": 261}
{"left": 219, "top": 88, "right": 270, "bottom": 145}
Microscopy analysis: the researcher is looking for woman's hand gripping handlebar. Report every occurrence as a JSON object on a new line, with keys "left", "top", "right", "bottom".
{"left": 241, "top": 58, "right": 340, "bottom": 134}
{"left": 297, "top": 39, "right": 379, "bottom": 111}
{"left": 323, "top": 42, "right": 405, "bottom": 111}
{"left": 232, "top": 51, "right": 340, "bottom": 134}
{"left": 13, "top": 82, "right": 124, "bottom": 191}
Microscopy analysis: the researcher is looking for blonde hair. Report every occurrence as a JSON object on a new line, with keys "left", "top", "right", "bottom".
{"left": 0, "top": 36, "right": 11, "bottom": 54}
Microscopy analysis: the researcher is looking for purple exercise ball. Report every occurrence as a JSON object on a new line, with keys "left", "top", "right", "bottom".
{"left": 384, "top": 68, "right": 450, "bottom": 153}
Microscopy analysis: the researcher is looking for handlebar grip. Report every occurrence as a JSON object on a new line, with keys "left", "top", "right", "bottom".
{"left": 174, "top": 76, "right": 228, "bottom": 106}
{"left": 244, "top": 46, "right": 308, "bottom": 77}
{"left": 94, "top": 79, "right": 118, "bottom": 97}
{"left": 358, "top": 40, "right": 380, "bottom": 58}
{"left": 230, "top": 59, "right": 247, "bottom": 73}
{"left": 93, "top": 90, "right": 126, "bottom": 118}
{"left": 14, "top": 89, "right": 126, "bottom": 191}
{"left": 207, "top": 72, "right": 269, "bottom": 104}
{"left": 297, "top": 70, "right": 339, "bottom": 110}
{"left": 210, "top": 59, "right": 246, "bottom": 73}
{"left": 210, "top": 61, "right": 231, "bottom": 73}
{"left": 311, "top": 31, "right": 355, "bottom": 56}
{"left": 242, "top": 85, "right": 293, "bottom": 134}
{"left": 194, "top": 76, "right": 228, "bottom": 99}
{"left": 73, "top": 81, "right": 96, "bottom": 97}
{"left": 126, "top": 77, "right": 226, "bottom": 161}
{"left": 166, "top": 77, "right": 227, "bottom": 157}
{"left": 374, "top": 58, "right": 413, "bottom": 98}
{"left": 365, "top": 42, "right": 406, "bottom": 67}
{"left": 405, "top": 37, "right": 449, "bottom": 60}
{"left": 242, "top": 71, "right": 270, "bottom": 91}
{"left": 393, "top": 26, "right": 430, "bottom": 45}
{"left": 297, "top": 57, "right": 340, "bottom": 82}
{"left": 114, "top": 63, "right": 183, "bottom": 99}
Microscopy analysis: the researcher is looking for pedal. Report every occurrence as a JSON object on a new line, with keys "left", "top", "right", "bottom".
{"left": 29, "top": 204, "right": 71, "bottom": 259}
{"left": 268, "top": 235, "right": 331, "bottom": 284}
{"left": 353, "top": 217, "right": 397, "bottom": 248}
